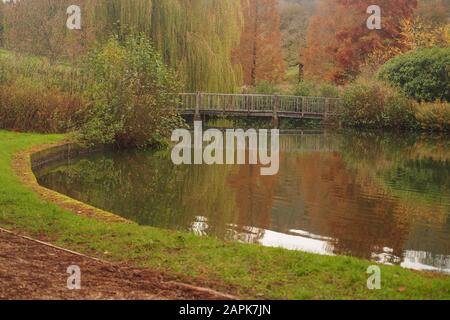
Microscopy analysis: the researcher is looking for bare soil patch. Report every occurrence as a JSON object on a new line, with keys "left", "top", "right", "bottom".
{"left": 0, "top": 229, "right": 234, "bottom": 300}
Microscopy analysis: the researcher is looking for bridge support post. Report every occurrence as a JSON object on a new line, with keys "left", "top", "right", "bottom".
{"left": 301, "top": 97, "right": 305, "bottom": 118}
{"left": 272, "top": 94, "right": 280, "bottom": 129}
{"left": 194, "top": 91, "right": 202, "bottom": 123}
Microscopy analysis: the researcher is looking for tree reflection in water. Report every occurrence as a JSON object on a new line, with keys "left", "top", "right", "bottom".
{"left": 35, "top": 131, "right": 450, "bottom": 273}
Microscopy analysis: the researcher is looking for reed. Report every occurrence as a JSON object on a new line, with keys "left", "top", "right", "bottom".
{"left": 415, "top": 101, "right": 450, "bottom": 132}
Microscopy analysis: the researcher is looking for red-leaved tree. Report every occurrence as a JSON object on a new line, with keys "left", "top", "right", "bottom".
{"left": 237, "top": 0, "right": 286, "bottom": 86}
{"left": 302, "top": 0, "right": 417, "bottom": 84}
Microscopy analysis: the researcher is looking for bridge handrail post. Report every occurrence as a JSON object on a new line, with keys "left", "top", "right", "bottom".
{"left": 272, "top": 94, "right": 280, "bottom": 129}
{"left": 301, "top": 97, "right": 306, "bottom": 117}
{"left": 195, "top": 92, "right": 202, "bottom": 121}
{"left": 222, "top": 95, "right": 226, "bottom": 115}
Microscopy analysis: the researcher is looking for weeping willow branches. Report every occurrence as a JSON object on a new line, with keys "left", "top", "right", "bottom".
{"left": 1, "top": 0, "right": 244, "bottom": 92}
{"left": 89, "top": 0, "right": 244, "bottom": 92}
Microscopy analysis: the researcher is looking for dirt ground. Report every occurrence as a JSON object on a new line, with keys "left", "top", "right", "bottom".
{"left": 0, "top": 229, "right": 234, "bottom": 300}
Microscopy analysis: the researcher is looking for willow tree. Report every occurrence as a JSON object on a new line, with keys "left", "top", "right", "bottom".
{"left": 89, "top": 0, "right": 244, "bottom": 92}
{"left": 2, "top": 0, "right": 244, "bottom": 92}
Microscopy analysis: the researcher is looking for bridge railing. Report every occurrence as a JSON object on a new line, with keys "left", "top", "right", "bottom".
{"left": 177, "top": 92, "right": 342, "bottom": 117}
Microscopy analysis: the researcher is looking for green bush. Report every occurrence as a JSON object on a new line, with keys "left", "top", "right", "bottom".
{"left": 0, "top": 44, "right": 185, "bottom": 143}
{"left": 293, "top": 81, "right": 340, "bottom": 98}
{"left": 80, "top": 35, "right": 185, "bottom": 148}
{"left": 342, "top": 79, "right": 417, "bottom": 129}
{"left": 318, "top": 83, "right": 340, "bottom": 98}
{"left": 254, "top": 80, "right": 277, "bottom": 94}
{"left": 0, "top": 51, "right": 85, "bottom": 133}
{"left": 378, "top": 47, "right": 450, "bottom": 102}
{"left": 293, "top": 80, "right": 316, "bottom": 96}
{"left": 415, "top": 101, "right": 450, "bottom": 132}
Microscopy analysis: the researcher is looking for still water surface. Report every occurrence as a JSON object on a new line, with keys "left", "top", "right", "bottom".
{"left": 35, "top": 131, "right": 450, "bottom": 273}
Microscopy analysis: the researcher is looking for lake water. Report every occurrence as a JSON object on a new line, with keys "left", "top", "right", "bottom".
{"left": 34, "top": 130, "right": 450, "bottom": 273}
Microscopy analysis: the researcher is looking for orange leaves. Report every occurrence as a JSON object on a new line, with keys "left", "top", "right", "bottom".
{"left": 237, "top": 0, "right": 286, "bottom": 86}
{"left": 302, "top": 0, "right": 418, "bottom": 84}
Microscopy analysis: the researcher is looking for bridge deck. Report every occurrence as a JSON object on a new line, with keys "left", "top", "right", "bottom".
{"left": 177, "top": 93, "right": 342, "bottom": 120}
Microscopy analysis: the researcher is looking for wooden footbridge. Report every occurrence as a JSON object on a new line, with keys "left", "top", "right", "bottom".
{"left": 177, "top": 92, "right": 342, "bottom": 126}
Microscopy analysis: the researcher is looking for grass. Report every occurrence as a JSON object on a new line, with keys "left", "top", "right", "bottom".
{"left": 415, "top": 101, "right": 450, "bottom": 132}
{"left": 0, "top": 130, "right": 449, "bottom": 299}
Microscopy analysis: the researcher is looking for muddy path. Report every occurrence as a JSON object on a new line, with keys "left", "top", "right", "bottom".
{"left": 0, "top": 229, "right": 234, "bottom": 300}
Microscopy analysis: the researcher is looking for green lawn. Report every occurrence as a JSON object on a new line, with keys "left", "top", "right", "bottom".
{"left": 0, "top": 130, "right": 449, "bottom": 299}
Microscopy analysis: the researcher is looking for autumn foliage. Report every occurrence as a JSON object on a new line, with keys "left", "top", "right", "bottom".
{"left": 302, "top": 0, "right": 418, "bottom": 84}
{"left": 237, "top": 0, "right": 286, "bottom": 86}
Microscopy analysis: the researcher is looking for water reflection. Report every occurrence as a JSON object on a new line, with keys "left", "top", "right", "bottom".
{"left": 34, "top": 131, "right": 450, "bottom": 273}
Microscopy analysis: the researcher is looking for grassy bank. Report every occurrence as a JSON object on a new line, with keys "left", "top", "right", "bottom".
{"left": 0, "top": 130, "right": 449, "bottom": 299}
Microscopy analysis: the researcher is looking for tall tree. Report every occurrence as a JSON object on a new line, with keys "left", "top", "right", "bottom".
{"left": 2, "top": 0, "right": 244, "bottom": 92}
{"left": 85, "top": 0, "right": 245, "bottom": 92}
{"left": 416, "top": 0, "right": 450, "bottom": 25}
{"left": 0, "top": 2, "right": 4, "bottom": 47}
{"left": 301, "top": 0, "right": 354, "bottom": 83}
{"left": 2, "top": 0, "right": 66, "bottom": 62}
{"left": 279, "top": 0, "right": 318, "bottom": 68}
{"left": 237, "top": 0, "right": 286, "bottom": 86}
{"left": 302, "top": 0, "right": 417, "bottom": 84}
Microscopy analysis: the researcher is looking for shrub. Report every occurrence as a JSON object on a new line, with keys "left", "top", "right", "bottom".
{"left": 0, "top": 78, "right": 83, "bottom": 133}
{"left": 80, "top": 35, "right": 185, "bottom": 148}
{"left": 293, "top": 81, "right": 340, "bottom": 98}
{"left": 285, "top": 66, "right": 300, "bottom": 84}
{"left": 0, "top": 51, "right": 84, "bottom": 93}
{"left": 293, "top": 80, "right": 316, "bottom": 96}
{"left": 254, "top": 80, "right": 277, "bottom": 94}
{"left": 207, "top": 116, "right": 235, "bottom": 128}
{"left": 342, "top": 79, "right": 417, "bottom": 129}
{"left": 0, "top": 51, "right": 86, "bottom": 133}
{"left": 415, "top": 102, "right": 450, "bottom": 132}
{"left": 318, "top": 83, "right": 340, "bottom": 98}
{"left": 378, "top": 47, "right": 450, "bottom": 102}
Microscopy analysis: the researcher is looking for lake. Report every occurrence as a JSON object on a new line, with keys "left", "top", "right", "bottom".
{"left": 34, "top": 130, "right": 450, "bottom": 273}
